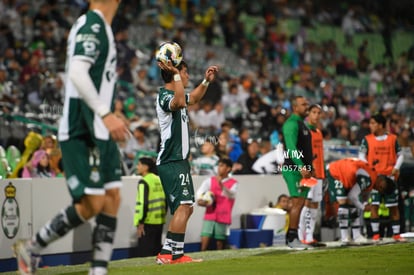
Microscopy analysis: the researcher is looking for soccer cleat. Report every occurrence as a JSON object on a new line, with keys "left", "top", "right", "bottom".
{"left": 171, "top": 255, "right": 203, "bottom": 264}
{"left": 302, "top": 239, "right": 327, "bottom": 247}
{"left": 287, "top": 238, "right": 312, "bottom": 250}
{"left": 392, "top": 234, "right": 407, "bottom": 242}
{"left": 12, "top": 239, "right": 40, "bottom": 275}
{"left": 156, "top": 253, "right": 172, "bottom": 265}
{"left": 340, "top": 237, "right": 351, "bottom": 246}
{"left": 156, "top": 253, "right": 202, "bottom": 265}
{"left": 352, "top": 235, "right": 371, "bottom": 245}
{"left": 372, "top": 234, "right": 381, "bottom": 242}
{"left": 88, "top": 267, "right": 108, "bottom": 275}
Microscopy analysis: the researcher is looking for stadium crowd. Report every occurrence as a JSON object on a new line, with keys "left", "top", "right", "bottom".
{"left": 2, "top": 0, "right": 413, "bottom": 176}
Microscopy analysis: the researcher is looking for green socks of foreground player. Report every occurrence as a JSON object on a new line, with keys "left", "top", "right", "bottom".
{"left": 91, "top": 213, "right": 117, "bottom": 269}
{"left": 160, "top": 231, "right": 185, "bottom": 260}
{"left": 32, "top": 205, "right": 85, "bottom": 252}
{"left": 31, "top": 206, "right": 117, "bottom": 270}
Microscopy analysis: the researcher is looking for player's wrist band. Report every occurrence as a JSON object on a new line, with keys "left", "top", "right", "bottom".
{"left": 174, "top": 74, "right": 181, "bottom": 82}
{"left": 100, "top": 112, "right": 111, "bottom": 119}
{"left": 201, "top": 79, "right": 210, "bottom": 87}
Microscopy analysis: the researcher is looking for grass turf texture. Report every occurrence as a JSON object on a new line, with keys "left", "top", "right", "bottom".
{"left": 3, "top": 242, "right": 414, "bottom": 274}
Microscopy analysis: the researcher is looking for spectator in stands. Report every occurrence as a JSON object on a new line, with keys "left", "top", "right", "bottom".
{"left": 193, "top": 101, "right": 217, "bottom": 135}
{"left": 233, "top": 138, "right": 259, "bottom": 175}
{"left": 41, "top": 74, "right": 64, "bottom": 106}
{"left": 215, "top": 132, "right": 231, "bottom": 159}
{"left": 397, "top": 126, "right": 414, "bottom": 157}
{"left": 245, "top": 93, "right": 271, "bottom": 137}
{"left": 258, "top": 139, "right": 272, "bottom": 156}
{"left": 355, "top": 118, "right": 371, "bottom": 145}
{"left": 2, "top": 47, "right": 21, "bottom": 82}
{"left": 47, "top": 147, "right": 63, "bottom": 178}
{"left": 341, "top": 8, "right": 357, "bottom": 46}
{"left": 123, "top": 126, "right": 155, "bottom": 169}
{"left": 115, "top": 25, "right": 136, "bottom": 83}
{"left": 124, "top": 96, "right": 138, "bottom": 120}
{"left": 22, "top": 149, "right": 55, "bottom": 178}
{"left": 228, "top": 127, "right": 250, "bottom": 163}
{"left": 222, "top": 83, "right": 245, "bottom": 130}
{"left": 192, "top": 140, "right": 219, "bottom": 176}
{"left": 0, "top": 64, "right": 16, "bottom": 107}
{"left": 19, "top": 52, "right": 41, "bottom": 85}
{"left": 357, "top": 39, "right": 370, "bottom": 72}
{"left": 133, "top": 67, "right": 152, "bottom": 95}
{"left": 113, "top": 98, "right": 130, "bottom": 127}
{"left": 368, "top": 64, "right": 384, "bottom": 97}
{"left": 40, "top": 135, "right": 57, "bottom": 151}
{"left": 209, "top": 102, "right": 225, "bottom": 133}
{"left": 274, "top": 194, "right": 291, "bottom": 233}
{"left": 10, "top": 131, "right": 43, "bottom": 178}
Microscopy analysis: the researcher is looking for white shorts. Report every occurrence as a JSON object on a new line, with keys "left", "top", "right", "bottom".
{"left": 307, "top": 179, "right": 323, "bottom": 202}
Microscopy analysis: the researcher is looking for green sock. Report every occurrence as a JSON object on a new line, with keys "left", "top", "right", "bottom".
{"left": 91, "top": 213, "right": 117, "bottom": 268}
{"left": 34, "top": 205, "right": 84, "bottom": 253}
{"left": 160, "top": 231, "right": 185, "bottom": 259}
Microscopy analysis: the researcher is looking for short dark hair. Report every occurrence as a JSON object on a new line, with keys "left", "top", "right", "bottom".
{"left": 219, "top": 157, "right": 233, "bottom": 168}
{"left": 139, "top": 157, "right": 157, "bottom": 174}
{"left": 160, "top": 61, "right": 188, "bottom": 83}
{"left": 135, "top": 126, "right": 146, "bottom": 134}
{"left": 277, "top": 194, "right": 289, "bottom": 203}
{"left": 291, "top": 95, "right": 305, "bottom": 107}
{"left": 309, "top": 104, "right": 322, "bottom": 112}
{"left": 371, "top": 114, "right": 387, "bottom": 128}
{"left": 379, "top": 175, "right": 396, "bottom": 195}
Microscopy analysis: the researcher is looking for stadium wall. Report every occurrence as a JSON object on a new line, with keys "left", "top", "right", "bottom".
{"left": 0, "top": 175, "right": 288, "bottom": 272}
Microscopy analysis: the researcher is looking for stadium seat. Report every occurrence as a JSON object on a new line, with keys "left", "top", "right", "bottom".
{"left": 6, "top": 145, "right": 21, "bottom": 172}
{"left": 0, "top": 146, "right": 10, "bottom": 179}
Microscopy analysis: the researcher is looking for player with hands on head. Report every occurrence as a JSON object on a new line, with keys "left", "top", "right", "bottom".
{"left": 155, "top": 44, "right": 218, "bottom": 264}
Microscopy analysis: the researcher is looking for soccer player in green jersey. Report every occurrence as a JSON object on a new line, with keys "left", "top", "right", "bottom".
{"left": 155, "top": 54, "right": 218, "bottom": 264}
{"left": 281, "top": 96, "right": 313, "bottom": 250}
{"left": 13, "top": 1, "right": 129, "bottom": 274}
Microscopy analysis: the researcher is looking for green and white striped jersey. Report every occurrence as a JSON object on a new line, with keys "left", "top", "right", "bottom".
{"left": 156, "top": 87, "right": 191, "bottom": 165}
{"left": 58, "top": 10, "right": 117, "bottom": 141}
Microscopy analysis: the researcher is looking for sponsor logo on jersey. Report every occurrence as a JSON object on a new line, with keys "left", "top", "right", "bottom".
{"left": 91, "top": 23, "right": 101, "bottom": 33}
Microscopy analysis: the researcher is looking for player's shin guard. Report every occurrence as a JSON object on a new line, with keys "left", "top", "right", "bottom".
{"left": 298, "top": 206, "right": 310, "bottom": 241}
{"left": 350, "top": 207, "right": 362, "bottom": 239}
{"left": 391, "top": 220, "right": 400, "bottom": 236}
{"left": 92, "top": 213, "right": 117, "bottom": 269}
{"left": 34, "top": 205, "right": 85, "bottom": 253}
{"left": 307, "top": 208, "right": 318, "bottom": 242}
{"left": 370, "top": 218, "right": 380, "bottom": 237}
{"left": 338, "top": 206, "right": 350, "bottom": 241}
{"left": 169, "top": 232, "right": 185, "bottom": 260}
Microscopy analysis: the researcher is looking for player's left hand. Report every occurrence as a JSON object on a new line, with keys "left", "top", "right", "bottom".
{"left": 204, "top": 65, "right": 219, "bottom": 82}
{"left": 391, "top": 168, "right": 399, "bottom": 179}
{"left": 137, "top": 224, "right": 145, "bottom": 238}
{"left": 158, "top": 60, "right": 179, "bottom": 74}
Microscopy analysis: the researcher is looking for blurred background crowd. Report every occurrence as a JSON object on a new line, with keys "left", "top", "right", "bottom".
{"left": 0, "top": 0, "right": 414, "bottom": 180}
